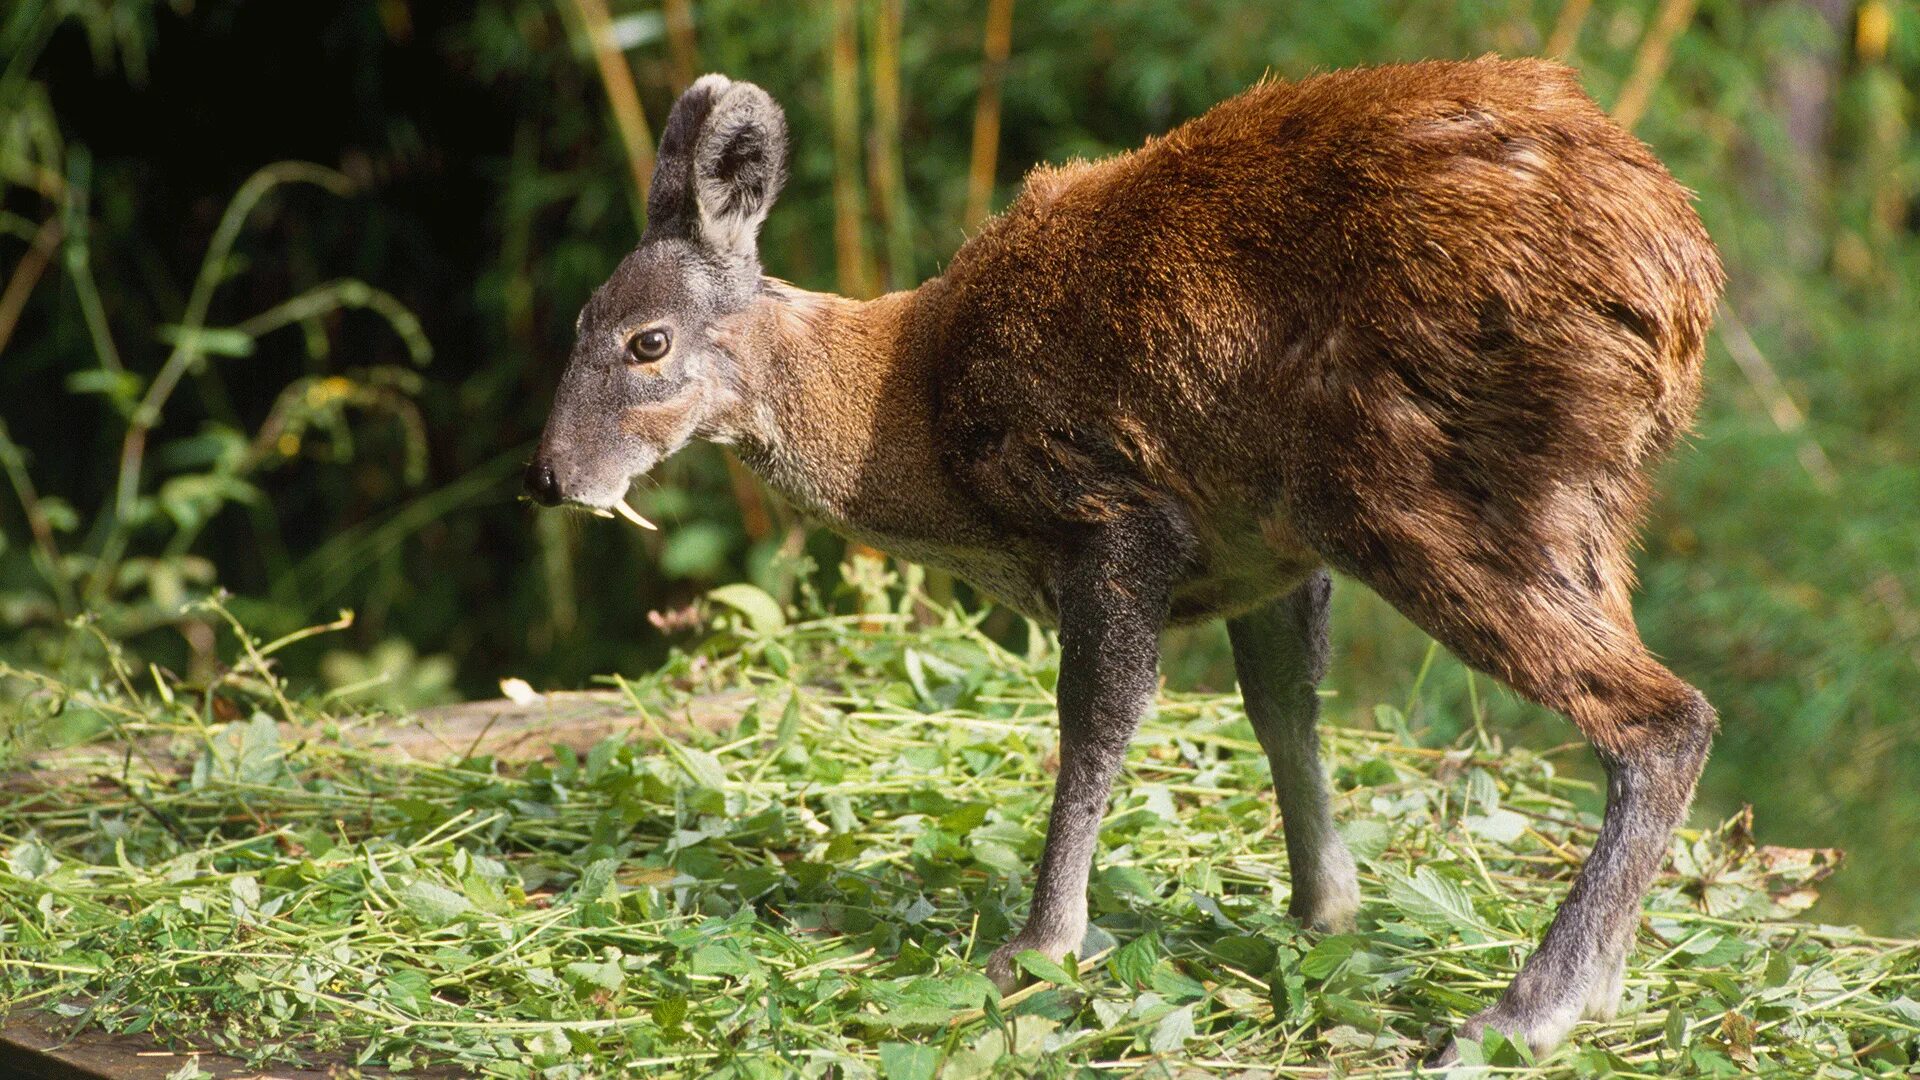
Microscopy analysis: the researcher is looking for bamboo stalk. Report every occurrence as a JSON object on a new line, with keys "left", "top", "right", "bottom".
{"left": 867, "top": 0, "right": 913, "bottom": 290}
{"left": 570, "top": 0, "right": 657, "bottom": 211}
{"left": 829, "top": 1, "right": 883, "bottom": 568}
{"left": 1610, "top": 0, "right": 1699, "bottom": 133}
{"left": 829, "top": 0, "right": 873, "bottom": 298}
{"left": 662, "top": 0, "right": 698, "bottom": 90}
{"left": 963, "top": 0, "right": 1015, "bottom": 230}
{"left": 865, "top": 0, "right": 945, "bottom": 604}
{"left": 1544, "top": 0, "right": 1592, "bottom": 58}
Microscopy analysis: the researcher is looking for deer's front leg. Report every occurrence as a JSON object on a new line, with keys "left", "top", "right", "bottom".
{"left": 985, "top": 515, "right": 1178, "bottom": 994}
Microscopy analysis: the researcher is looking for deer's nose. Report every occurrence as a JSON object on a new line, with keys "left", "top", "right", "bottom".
{"left": 523, "top": 460, "right": 562, "bottom": 506}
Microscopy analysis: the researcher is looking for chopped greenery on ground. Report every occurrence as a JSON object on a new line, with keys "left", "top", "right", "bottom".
{"left": 1, "top": 579, "right": 1916, "bottom": 1078}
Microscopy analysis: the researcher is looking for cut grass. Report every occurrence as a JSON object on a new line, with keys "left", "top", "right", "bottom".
{"left": 1, "top": 588, "right": 1915, "bottom": 1078}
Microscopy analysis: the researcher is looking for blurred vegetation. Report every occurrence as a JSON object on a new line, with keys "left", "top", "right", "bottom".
{"left": 1, "top": 0, "right": 1916, "bottom": 934}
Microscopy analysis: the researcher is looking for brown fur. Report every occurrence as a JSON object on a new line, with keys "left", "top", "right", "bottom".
{"left": 717, "top": 58, "right": 1723, "bottom": 759}
{"left": 532, "top": 59, "right": 1729, "bottom": 1056}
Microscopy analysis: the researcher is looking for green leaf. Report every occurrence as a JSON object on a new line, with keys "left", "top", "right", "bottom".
{"left": 902, "top": 647, "right": 970, "bottom": 710}
{"left": 64, "top": 368, "right": 144, "bottom": 410}
{"left": 164, "top": 1059, "right": 215, "bottom": 1080}
{"left": 398, "top": 879, "right": 472, "bottom": 926}
{"left": 1097, "top": 864, "right": 1156, "bottom": 897}
{"left": 1147, "top": 1003, "right": 1196, "bottom": 1053}
{"left": 1664, "top": 1004, "right": 1688, "bottom": 1051}
{"left": 1013, "top": 949, "right": 1076, "bottom": 985}
{"left": 652, "top": 995, "right": 688, "bottom": 1027}
{"left": 1482, "top": 1026, "right": 1533, "bottom": 1066}
{"left": 1466, "top": 768, "right": 1501, "bottom": 813}
{"left": 6, "top": 838, "right": 56, "bottom": 881}
{"left": 1211, "top": 934, "right": 1276, "bottom": 973}
{"left": 1687, "top": 1043, "right": 1739, "bottom": 1075}
{"left": 1464, "top": 808, "right": 1530, "bottom": 845}
{"left": 938, "top": 801, "right": 988, "bottom": 833}
{"left": 1382, "top": 866, "right": 1487, "bottom": 936}
{"left": 157, "top": 472, "right": 261, "bottom": 532}
{"left": 1268, "top": 966, "right": 1306, "bottom": 1021}
{"left": 1762, "top": 949, "right": 1793, "bottom": 987}
{"left": 969, "top": 839, "right": 1024, "bottom": 876}
{"left": 235, "top": 713, "right": 284, "bottom": 785}
{"left": 1352, "top": 758, "right": 1399, "bottom": 786}
{"left": 563, "top": 959, "right": 624, "bottom": 992}
{"left": 1300, "top": 935, "right": 1356, "bottom": 979}
{"left": 773, "top": 689, "right": 803, "bottom": 748}
{"left": 668, "top": 742, "right": 729, "bottom": 791}
{"left": 1113, "top": 930, "right": 1152, "bottom": 991}
{"left": 883, "top": 941, "right": 936, "bottom": 977}
{"left": 572, "top": 858, "right": 619, "bottom": 905}
{"left": 706, "top": 583, "right": 786, "bottom": 634}
{"left": 1149, "top": 963, "right": 1208, "bottom": 1002}
{"left": 158, "top": 325, "right": 256, "bottom": 357}
{"left": 1316, "top": 992, "right": 1377, "bottom": 1030}
{"left": 878, "top": 1041, "right": 940, "bottom": 1080}
{"left": 690, "top": 943, "right": 753, "bottom": 975}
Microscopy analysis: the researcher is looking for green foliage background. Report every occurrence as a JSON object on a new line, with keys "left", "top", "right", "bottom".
{"left": 2, "top": 0, "right": 1916, "bottom": 932}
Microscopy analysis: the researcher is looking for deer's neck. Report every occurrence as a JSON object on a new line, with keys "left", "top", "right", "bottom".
{"left": 718, "top": 280, "right": 983, "bottom": 546}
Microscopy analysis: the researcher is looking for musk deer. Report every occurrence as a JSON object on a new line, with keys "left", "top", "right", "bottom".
{"left": 525, "top": 58, "right": 1725, "bottom": 1058}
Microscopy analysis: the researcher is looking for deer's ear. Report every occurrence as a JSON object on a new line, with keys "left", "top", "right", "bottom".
{"left": 645, "top": 76, "right": 788, "bottom": 266}
{"left": 689, "top": 79, "right": 788, "bottom": 263}
{"left": 644, "top": 75, "right": 727, "bottom": 241}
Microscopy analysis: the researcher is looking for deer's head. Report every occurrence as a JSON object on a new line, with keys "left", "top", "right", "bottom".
{"left": 524, "top": 75, "right": 788, "bottom": 524}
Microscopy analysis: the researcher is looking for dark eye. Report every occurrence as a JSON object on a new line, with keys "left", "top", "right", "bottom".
{"left": 628, "top": 327, "right": 671, "bottom": 363}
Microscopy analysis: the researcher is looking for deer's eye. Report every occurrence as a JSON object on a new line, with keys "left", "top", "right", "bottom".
{"left": 628, "top": 327, "right": 671, "bottom": 363}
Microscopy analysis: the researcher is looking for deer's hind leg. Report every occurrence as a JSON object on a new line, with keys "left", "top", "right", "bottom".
{"left": 1295, "top": 477, "right": 1714, "bottom": 1058}
{"left": 1227, "top": 569, "right": 1361, "bottom": 932}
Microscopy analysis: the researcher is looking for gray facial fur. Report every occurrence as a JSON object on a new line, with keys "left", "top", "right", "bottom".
{"left": 531, "top": 75, "right": 788, "bottom": 508}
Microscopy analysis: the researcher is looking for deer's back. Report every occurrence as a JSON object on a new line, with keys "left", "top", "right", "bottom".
{"left": 929, "top": 58, "right": 1722, "bottom": 619}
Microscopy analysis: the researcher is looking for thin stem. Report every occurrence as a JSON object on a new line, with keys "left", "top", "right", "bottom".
{"left": 1404, "top": 637, "right": 1441, "bottom": 724}
{"left": 0, "top": 215, "right": 61, "bottom": 359}
{"left": 92, "top": 163, "right": 354, "bottom": 607}
{"left": 231, "top": 279, "right": 432, "bottom": 363}
{"left": 0, "top": 419, "right": 76, "bottom": 616}
{"left": 58, "top": 144, "right": 124, "bottom": 375}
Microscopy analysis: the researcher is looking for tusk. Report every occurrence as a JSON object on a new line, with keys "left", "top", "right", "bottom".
{"left": 586, "top": 506, "right": 615, "bottom": 518}
{"left": 613, "top": 498, "right": 657, "bottom": 531}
